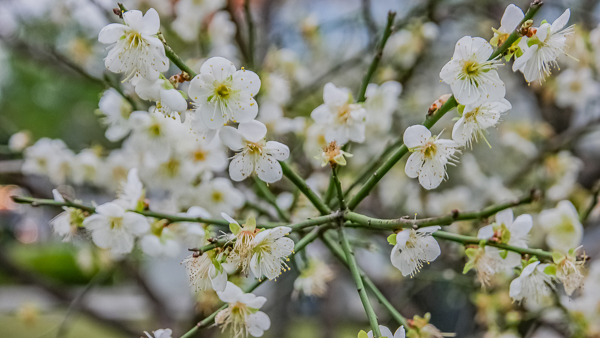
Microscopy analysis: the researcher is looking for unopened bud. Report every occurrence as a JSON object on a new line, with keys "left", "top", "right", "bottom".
{"left": 428, "top": 94, "right": 451, "bottom": 116}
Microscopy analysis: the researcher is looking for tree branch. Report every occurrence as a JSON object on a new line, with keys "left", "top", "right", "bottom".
{"left": 321, "top": 232, "right": 408, "bottom": 327}
{"left": 345, "top": 189, "right": 540, "bottom": 229}
{"left": 356, "top": 11, "right": 396, "bottom": 103}
{"left": 433, "top": 231, "right": 554, "bottom": 260}
{"left": 280, "top": 161, "right": 331, "bottom": 215}
{"left": 337, "top": 225, "right": 381, "bottom": 336}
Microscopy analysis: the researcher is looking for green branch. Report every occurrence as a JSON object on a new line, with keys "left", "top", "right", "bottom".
{"left": 337, "top": 226, "right": 381, "bottom": 336}
{"left": 356, "top": 11, "right": 397, "bottom": 103}
{"left": 179, "top": 226, "right": 327, "bottom": 338}
{"left": 253, "top": 177, "right": 290, "bottom": 222}
{"left": 12, "top": 196, "right": 233, "bottom": 227}
{"left": 433, "top": 231, "right": 554, "bottom": 260}
{"left": 280, "top": 161, "right": 331, "bottom": 215}
{"left": 189, "top": 213, "right": 341, "bottom": 252}
{"left": 321, "top": 233, "right": 408, "bottom": 327}
{"left": 345, "top": 190, "right": 539, "bottom": 229}
{"left": 347, "top": 1, "right": 544, "bottom": 210}
{"left": 331, "top": 166, "right": 347, "bottom": 210}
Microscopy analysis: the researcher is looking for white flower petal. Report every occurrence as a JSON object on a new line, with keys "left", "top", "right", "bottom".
{"left": 238, "top": 120, "right": 267, "bottom": 143}
{"left": 403, "top": 125, "right": 430, "bottom": 148}
{"left": 229, "top": 153, "right": 254, "bottom": 181}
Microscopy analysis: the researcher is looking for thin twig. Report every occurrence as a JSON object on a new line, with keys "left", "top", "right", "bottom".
{"left": 253, "top": 177, "right": 290, "bottom": 222}
{"left": 337, "top": 225, "right": 381, "bottom": 336}
{"left": 356, "top": 11, "right": 397, "bottom": 103}
{"left": 433, "top": 231, "right": 554, "bottom": 260}
{"left": 280, "top": 161, "right": 331, "bottom": 215}
{"left": 321, "top": 232, "right": 408, "bottom": 327}
{"left": 345, "top": 189, "right": 539, "bottom": 229}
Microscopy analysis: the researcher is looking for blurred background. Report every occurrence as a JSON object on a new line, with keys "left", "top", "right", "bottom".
{"left": 1, "top": 0, "right": 600, "bottom": 337}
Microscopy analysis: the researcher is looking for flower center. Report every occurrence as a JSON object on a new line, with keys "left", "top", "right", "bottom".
{"left": 216, "top": 84, "right": 231, "bottom": 99}
{"left": 126, "top": 31, "right": 143, "bottom": 48}
{"left": 246, "top": 142, "right": 263, "bottom": 155}
{"left": 163, "top": 158, "right": 181, "bottom": 177}
{"left": 569, "top": 81, "right": 582, "bottom": 92}
{"left": 211, "top": 191, "right": 224, "bottom": 203}
{"left": 422, "top": 141, "right": 437, "bottom": 159}
{"left": 464, "top": 107, "right": 480, "bottom": 121}
{"left": 193, "top": 149, "right": 207, "bottom": 162}
{"left": 109, "top": 217, "right": 123, "bottom": 229}
{"left": 462, "top": 60, "right": 480, "bottom": 76}
{"left": 149, "top": 123, "right": 161, "bottom": 137}
{"left": 336, "top": 104, "right": 351, "bottom": 123}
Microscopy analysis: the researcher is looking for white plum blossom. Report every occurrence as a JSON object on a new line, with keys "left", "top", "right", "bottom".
{"left": 196, "top": 177, "right": 245, "bottom": 215}
{"left": 367, "top": 325, "right": 405, "bottom": 338}
{"left": 219, "top": 120, "right": 289, "bottom": 183}
{"left": 116, "top": 168, "right": 144, "bottom": 210}
{"left": 250, "top": 226, "right": 294, "bottom": 280}
{"left": 223, "top": 213, "right": 258, "bottom": 274}
{"left": 510, "top": 261, "right": 555, "bottom": 306}
{"left": 49, "top": 189, "right": 83, "bottom": 241}
{"left": 215, "top": 282, "right": 271, "bottom": 338}
{"left": 293, "top": 258, "right": 335, "bottom": 298}
{"left": 390, "top": 226, "right": 441, "bottom": 277}
{"left": 188, "top": 57, "right": 260, "bottom": 129}
{"left": 172, "top": 0, "right": 225, "bottom": 42}
{"left": 364, "top": 81, "right": 402, "bottom": 132}
{"left": 71, "top": 148, "right": 101, "bottom": 185}
{"left": 140, "top": 221, "right": 180, "bottom": 258}
{"left": 133, "top": 77, "right": 188, "bottom": 120}
{"left": 310, "top": 82, "right": 367, "bottom": 144}
{"left": 8, "top": 131, "right": 31, "bottom": 152}
{"left": 555, "top": 67, "right": 600, "bottom": 110}
{"left": 538, "top": 200, "right": 583, "bottom": 253}
{"left": 452, "top": 99, "right": 512, "bottom": 147}
{"left": 440, "top": 36, "right": 505, "bottom": 105}
{"left": 178, "top": 206, "right": 210, "bottom": 248}
{"left": 513, "top": 9, "right": 574, "bottom": 83}
{"left": 144, "top": 328, "right": 172, "bottom": 338}
{"left": 182, "top": 250, "right": 228, "bottom": 292}
{"left": 404, "top": 125, "right": 460, "bottom": 190}
{"left": 22, "top": 138, "right": 74, "bottom": 185}
{"left": 98, "top": 8, "right": 169, "bottom": 81}
{"left": 491, "top": 4, "right": 525, "bottom": 47}
{"left": 478, "top": 209, "right": 532, "bottom": 269}
{"left": 82, "top": 202, "right": 150, "bottom": 255}
{"left": 98, "top": 89, "right": 133, "bottom": 142}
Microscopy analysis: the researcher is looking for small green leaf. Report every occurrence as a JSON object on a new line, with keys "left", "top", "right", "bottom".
{"left": 387, "top": 234, "right": 397, "bottom": 245}
{"left": 246, "top": 217, "right": 256, "bottom": 231}
{"left": 465, "top": 247, "right": 478, "bottom": 258}
{"left": 178, "top": 90, "right": 188, "bottom": 99}
{"left": 544, "top": 264, "right": 557, "bottom": 276}
{"left": 457, "top": 104, "right": 465, "bottom": 115}
{"left": 463, "top": 261, "right": 475, "bottom": 274}
{"left": 499, "top": 250, "right": 508, "bottom": 259}
{"left": 552, "top": 251, "right": 566, "bottom": 264}
{"left": 358, "top": 330, "right": 369, "bottom": 338}
{"left": 230, "top": 222, "right": 241, "bottom": 235}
